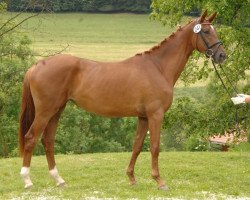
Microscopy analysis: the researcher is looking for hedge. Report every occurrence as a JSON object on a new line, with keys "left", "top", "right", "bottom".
{"left": 7, "top": 0, "right": 151, "bottom": 13}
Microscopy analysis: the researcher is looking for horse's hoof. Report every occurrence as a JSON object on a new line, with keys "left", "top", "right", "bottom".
{"left": 56, "top": 181, "right": 66, "bottom": 187}
{"left": 129, "top": 181, "right": 137, "bottom": 186}
{"left": 24, "top": 182, "right": 33, "bottom": 189}
{"left": 158, "top": 185, "right": 169, "bottom": 191}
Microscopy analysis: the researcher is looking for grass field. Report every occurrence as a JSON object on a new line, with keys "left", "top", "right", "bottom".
{"left": 5, "top": 13, "right": 171, "bottom": 61}
{"left": 0, "top": 152, "right": 250, "bottom": 199}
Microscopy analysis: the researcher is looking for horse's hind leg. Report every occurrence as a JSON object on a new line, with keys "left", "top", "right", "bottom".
{"left": 41, "top": 106, "right": 66, "bottom": 187}
{"left": 21, "top": 112, "right": 52, "bottom": 189}
{"left": 127, "top": 117, "right": 148, "bottom": 185}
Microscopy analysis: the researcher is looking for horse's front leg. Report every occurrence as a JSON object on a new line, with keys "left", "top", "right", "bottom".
{"left": 127, "top": 117, "right": 148, "bottom": 185}
{"left": 148, "top": 109, "right": 167, "bottom": 190}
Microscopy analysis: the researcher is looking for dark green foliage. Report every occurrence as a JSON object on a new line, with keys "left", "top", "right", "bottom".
{"left": 0, "top": 11, "right": 33, "bottom": 157}
{"left": 6, "top": 0, "right": 152, "bottom": 13}
{"left": 185, "top": 134, "right": 209, "bottom": 151}
{"left": 162, "top": 85, "right": 249, "bottom": 151}
{"left": 229, "top": 142, "right": 250, "bottom": 152}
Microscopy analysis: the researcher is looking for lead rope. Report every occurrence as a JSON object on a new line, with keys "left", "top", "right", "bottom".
{"left": 219, "top": 62, "right": 239, "bottom": 95}
{"left": 211, "top": 60, "right": 241, "bottom": 135}
{"left": 211, "top": 60, "right": 234, "bottom": 96}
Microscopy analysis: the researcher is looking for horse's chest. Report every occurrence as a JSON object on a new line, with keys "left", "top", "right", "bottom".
{"left": 160, "top": 88, "right": 174, "bottom": 112}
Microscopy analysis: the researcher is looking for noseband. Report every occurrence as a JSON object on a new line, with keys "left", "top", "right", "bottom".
{"left": 195, "top": 23, "right": 223, "bottom": 58}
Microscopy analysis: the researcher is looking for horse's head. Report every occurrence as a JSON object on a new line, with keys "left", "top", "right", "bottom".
{"left": 192, "top": 10, "right": 226, "bottom": 64}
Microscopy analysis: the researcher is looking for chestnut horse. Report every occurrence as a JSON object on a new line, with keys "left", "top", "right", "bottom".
{"left": 19, "top": 11, "right": 226, "bottom": 189}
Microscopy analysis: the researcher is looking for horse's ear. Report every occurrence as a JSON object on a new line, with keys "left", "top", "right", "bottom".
{"left": 208, "top": 12, "right": 217, "bottom": 22}
{"left": 200, "top": 10, "right": 208, "bottom": 23}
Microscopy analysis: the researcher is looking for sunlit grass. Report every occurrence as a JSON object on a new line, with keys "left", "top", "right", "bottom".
{"left": 0, "top": 152, "right": 249, "bottom": 199}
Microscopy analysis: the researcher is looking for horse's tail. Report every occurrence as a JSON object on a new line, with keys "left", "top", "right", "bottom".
{"left": 19, "top": 70, "right": 35, "bottom": 156}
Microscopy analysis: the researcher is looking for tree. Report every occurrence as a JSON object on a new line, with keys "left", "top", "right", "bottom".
{"left": 0, "top": 1, "right": 60, "bottom": 157}
{"left": 6, "top": 0, "right": 152, "bottom": 13}
{"left": 0, "top": 4, "right": 35, "bottom": 157}
{"left": 151, "top": 0, "right": 250, "bottom": 148}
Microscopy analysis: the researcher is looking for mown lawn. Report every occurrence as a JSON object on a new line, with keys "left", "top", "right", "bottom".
{"left": 0, "top": 152, "right": 249, "bottom": 199}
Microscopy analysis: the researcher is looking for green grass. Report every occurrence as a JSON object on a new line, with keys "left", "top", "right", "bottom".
{"left": 1, "top": 152, "right": 250, "bottom": 199}
{"left": 4, "top": 12, "right": 171, "bottom": 61}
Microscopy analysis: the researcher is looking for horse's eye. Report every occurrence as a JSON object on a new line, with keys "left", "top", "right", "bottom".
{"left": 203, "top": 30, "right": 210, "bottom": 34}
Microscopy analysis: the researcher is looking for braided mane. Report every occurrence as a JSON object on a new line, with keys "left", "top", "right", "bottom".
{"left": 136, "top": 20, "right": 194, "bottom": 56}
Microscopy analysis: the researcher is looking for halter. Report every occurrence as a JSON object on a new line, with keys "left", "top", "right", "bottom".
{"left": 195, "top": 22, "right": 223, "bottom": 58}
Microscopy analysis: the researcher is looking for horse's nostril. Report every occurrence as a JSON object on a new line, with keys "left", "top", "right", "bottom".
{"left": 220, "top": 53, "right": 227, "bottom": 60}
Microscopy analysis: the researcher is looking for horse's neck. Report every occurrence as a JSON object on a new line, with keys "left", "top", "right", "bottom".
{"left": 150, "top": 26, "right": 194, "bottom": 86}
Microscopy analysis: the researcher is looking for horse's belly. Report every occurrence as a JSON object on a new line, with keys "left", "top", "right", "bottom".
{"left": 75, "top": 98, "right": 142, "bottom": 117}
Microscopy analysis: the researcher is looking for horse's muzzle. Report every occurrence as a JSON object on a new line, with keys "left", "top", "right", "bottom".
{"left": 214, "top": 51, "right": 227, "bottom": 64}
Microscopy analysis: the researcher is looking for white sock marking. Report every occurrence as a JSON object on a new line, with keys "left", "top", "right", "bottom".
{"left": 20, "top": 167, "right": 33, "bottom": 189}
{"left": 49, "top": 166, "right": 65, "bottom": 186}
